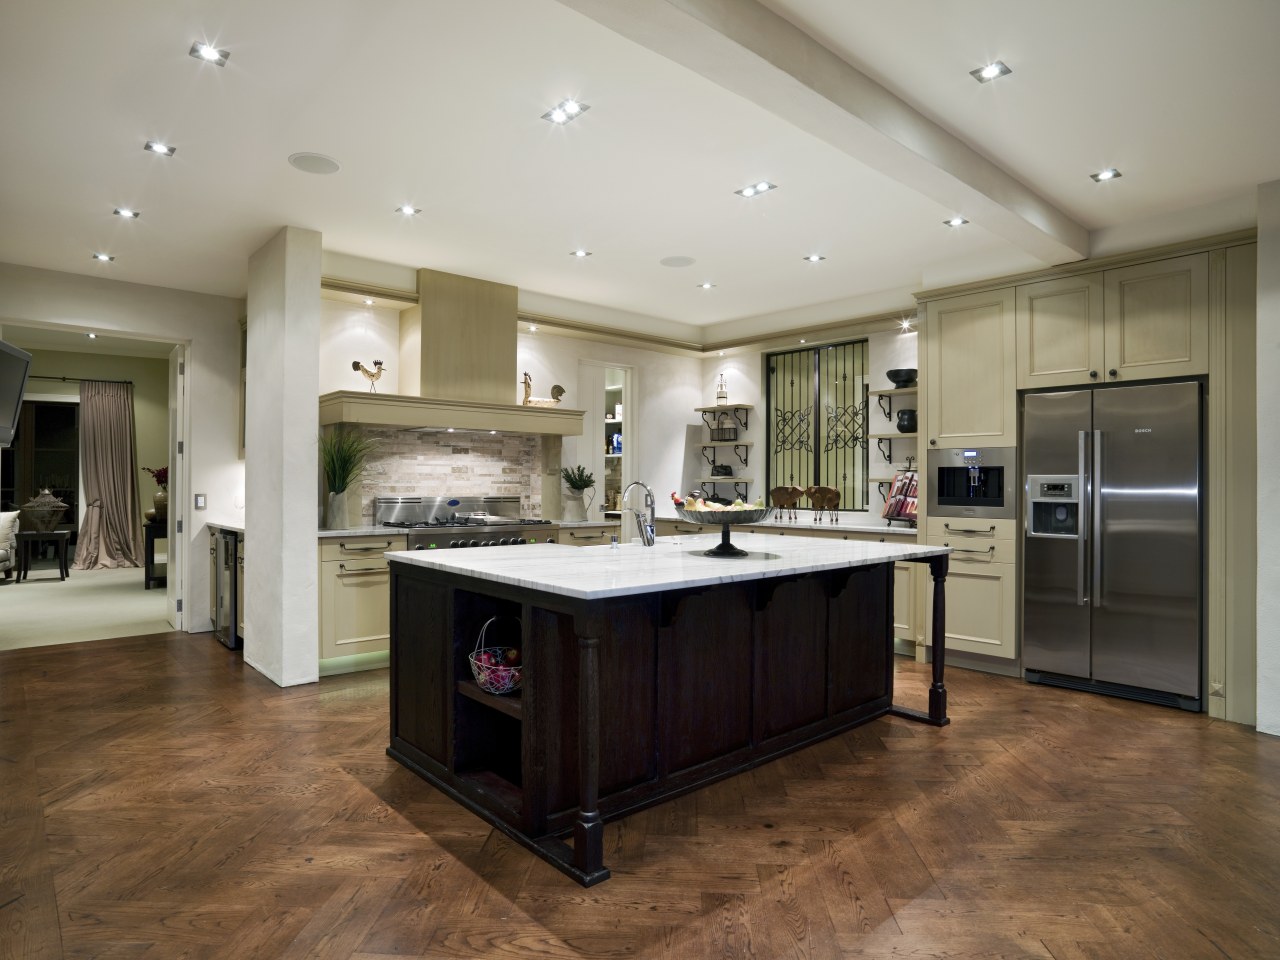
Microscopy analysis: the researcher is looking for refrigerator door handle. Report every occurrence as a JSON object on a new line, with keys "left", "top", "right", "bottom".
{"left": 1077, "top": 430, "right": 1089, "bottom": 606}
{"left": 1092, "top": 429, "right": 1103, "bottom": 608}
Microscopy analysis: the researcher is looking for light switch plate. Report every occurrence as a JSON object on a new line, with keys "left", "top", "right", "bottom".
{"left": 194, "top": 494, "right": 207, "bottom": 510}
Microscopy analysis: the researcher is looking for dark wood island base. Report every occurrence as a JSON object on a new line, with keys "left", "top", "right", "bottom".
{"left": 387, "top": 546, "right": 948, "bottom": 886}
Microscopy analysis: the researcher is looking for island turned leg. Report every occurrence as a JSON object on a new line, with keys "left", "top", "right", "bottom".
{"left": 573, "top": 634, "right": 610, "bottom": 884}
{"left": 891, "top": 554, "right": 950, "bottom": 727}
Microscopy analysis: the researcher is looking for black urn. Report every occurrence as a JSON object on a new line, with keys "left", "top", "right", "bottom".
{"left": 896, "top": 408, "right": 917, "bottom": 434}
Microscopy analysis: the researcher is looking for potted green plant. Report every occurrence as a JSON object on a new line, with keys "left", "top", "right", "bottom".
{"left": 560, "top": 465, "right": 595, "bottom": 522}
{"left": 320, "top": 428, "right": 376, "bottom": 529}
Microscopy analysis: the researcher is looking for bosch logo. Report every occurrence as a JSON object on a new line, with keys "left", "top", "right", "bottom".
{"left": 1134, "top": 428, "right": 1152, "bottom": 433}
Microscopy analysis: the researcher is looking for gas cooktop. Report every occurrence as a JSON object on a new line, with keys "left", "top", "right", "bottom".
{"left": 383, "top": 518, "right": 553, "bottom": 530}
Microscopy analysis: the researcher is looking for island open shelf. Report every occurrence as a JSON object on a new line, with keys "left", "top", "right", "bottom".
{"left": 386, "top": 534, "right": 949, "bottom": 885}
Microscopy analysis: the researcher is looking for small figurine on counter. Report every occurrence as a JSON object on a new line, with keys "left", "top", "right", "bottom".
{"left": 352, "top": 359, "right": 385, "bottom": 392}
{"left": 521, "top": 372, "right": 566, "bottom": 407}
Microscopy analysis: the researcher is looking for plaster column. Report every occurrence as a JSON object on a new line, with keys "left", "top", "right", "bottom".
{"left": 1257, "top": 181, "right": 1280, "bottom": 735}
{"left": 245, "top": 227, "right": 322, "bottom": 686}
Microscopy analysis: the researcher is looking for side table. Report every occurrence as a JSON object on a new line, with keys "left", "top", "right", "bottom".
{"left": 144, "top": 521, "right": 167, "bottom": 589}
{"left": 16, "top": 530, "right": 71, "bottom": 582}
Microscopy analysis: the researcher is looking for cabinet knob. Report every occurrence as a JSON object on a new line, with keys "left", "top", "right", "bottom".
{"left": 1108, "top": 368, "right": 1118, "bottom": 378}
{"left": 1089, "top": 370, "right": 1098, "bottom": 379}
{"left": 929, "top": 438, "right": 937, "bottom": 446}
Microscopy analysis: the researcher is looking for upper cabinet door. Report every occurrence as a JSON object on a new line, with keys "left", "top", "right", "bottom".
{"left": 1102, "top": 253, "right": 1208, "bottom": 381}
{"left": 924, "top": 288, "right": 1017, "bottom": 448}
{"left": 1016, "top": 273, "right": 1105, "bottom": 389}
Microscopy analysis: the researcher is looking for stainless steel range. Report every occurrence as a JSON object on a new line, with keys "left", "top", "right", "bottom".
{"left": 374, "top": 496, "right": 559, "bottom": 550}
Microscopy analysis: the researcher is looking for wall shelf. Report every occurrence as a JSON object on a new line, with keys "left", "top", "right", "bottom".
{"left": 696, "top": 404, "right": 751, "bottom": 431}
{"left": 699, "top": 441, "right": 752, "bottom": 468}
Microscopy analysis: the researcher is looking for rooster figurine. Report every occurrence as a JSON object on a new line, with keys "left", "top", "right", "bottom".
{"left": 351, "top": 359, "right": 385, "bottom": 393}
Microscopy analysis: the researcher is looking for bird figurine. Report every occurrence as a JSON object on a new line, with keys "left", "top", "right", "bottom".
{"left": 520, "top": 372, "right": 566, "bottom": 407}
{"left": 352, "top": 359, "right": 385, "bottom": 393}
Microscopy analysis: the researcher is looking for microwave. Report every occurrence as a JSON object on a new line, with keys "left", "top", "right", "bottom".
{"left": 925, "top": 447, "right": 1017, "bottom": 520}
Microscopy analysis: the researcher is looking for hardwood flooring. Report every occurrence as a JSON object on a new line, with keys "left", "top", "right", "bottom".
{"left": 2, "top": 633, "right": 1278, "bottom": 959}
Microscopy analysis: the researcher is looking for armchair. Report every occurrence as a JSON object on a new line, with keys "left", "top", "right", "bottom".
{"left": 0, "top": 511, "right": 18, "bottom": 580}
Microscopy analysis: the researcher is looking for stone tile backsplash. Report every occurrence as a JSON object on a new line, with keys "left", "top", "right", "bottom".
{"left": 351, "top": 427, "right": 542, "bottom": 522}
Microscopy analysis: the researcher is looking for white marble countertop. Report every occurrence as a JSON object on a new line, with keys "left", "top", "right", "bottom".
{"left": 387, "top": 532, "right": 946, "bottom": 601}
{"left": 205, "top": 520, "right": 244, "bottom": 535}
{"left": 655, "top": 512, "right": 916, "bottom": 538}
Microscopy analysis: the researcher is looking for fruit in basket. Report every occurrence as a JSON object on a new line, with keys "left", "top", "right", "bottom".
{"left": 504, "top": 647, "right": 520, "bottom": 665}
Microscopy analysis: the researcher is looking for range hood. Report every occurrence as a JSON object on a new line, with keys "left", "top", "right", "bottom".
{"left": 319, "top": 268, "right": 583, "bottom": 436}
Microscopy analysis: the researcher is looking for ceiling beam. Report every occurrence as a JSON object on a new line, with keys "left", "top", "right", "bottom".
{"left": 556, "top": 0, "right": 1089, "bottom": 265}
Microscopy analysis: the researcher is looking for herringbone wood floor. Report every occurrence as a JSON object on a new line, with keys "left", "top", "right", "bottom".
{"left": 2, "top": 634, "right": 1278, "bottom": 959}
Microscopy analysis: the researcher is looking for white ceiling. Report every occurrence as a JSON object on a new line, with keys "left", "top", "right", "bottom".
{"left": 1, "top": 0, "right": 1276, "bottom": 344}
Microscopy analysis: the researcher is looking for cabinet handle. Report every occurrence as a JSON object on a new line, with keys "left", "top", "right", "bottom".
{"left": 1089, "top": 370, "right": 1099, "bottom": 379}
{"left": 569, "top": 531, "right": 602, "bottom": 540}
{"left": 943, "top": 523, "right": 996, "bottom": 534}
{"left": 673, "top": 525, "right": 702, "bottom": 534}
{"left": 339, "top": 541, "right": 392, "bottom": 552}
{"left": 1108, "top": 368, "right": 1118, "bottom": 378}
{"left": 947, "top": 545, "right": 996, "bottom": 556}
{"left": 929, "top": 439, "right": 937, "bottom": 446}
{"left": 338, "top": 562, "right": 387, "bottom": 576}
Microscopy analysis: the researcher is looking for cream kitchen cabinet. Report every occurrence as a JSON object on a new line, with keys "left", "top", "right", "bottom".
{"left": 925, "top": 521, "right": 1017, "bottom": 661}
{"left": 1016, "top": 254, "right": 1208, "bottom": 389}
{"left": 236, "top": 537, "right": 244, "bottom": 638}
{"left": 1102, "top": 253, "right": 1208, "bottom": 381}
{"left": 924, "top": 288, "right": 1017, "bottom": 448}
{"left": 318, "top": 535, "right": 405, "bottom": 668}
{"left": 1016, "top": 273, "right": 1105, "bottom": 389}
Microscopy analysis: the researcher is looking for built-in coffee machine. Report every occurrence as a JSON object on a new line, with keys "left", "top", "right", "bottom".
{"left": 925, "top": 447, "right": 1016, "bottom": 520}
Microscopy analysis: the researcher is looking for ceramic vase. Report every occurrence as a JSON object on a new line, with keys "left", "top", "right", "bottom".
{"left": 896, "top": 409, "right": 917, "bottom": 434}
{"left": 562, "top": 491, "right": 587, "bottom": 523}
{"left": 325, "top": 491, "right": 349, "bottom": 530}
{"left": 153, "top": 489, "right": 168, "bottom": 520}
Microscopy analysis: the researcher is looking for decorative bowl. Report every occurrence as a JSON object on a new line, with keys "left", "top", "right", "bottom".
{"left": 673, "top": 505, "right": 773, "bottom": 557}
{"left": 886, "top": 368, "right": 918, "bottom": 388}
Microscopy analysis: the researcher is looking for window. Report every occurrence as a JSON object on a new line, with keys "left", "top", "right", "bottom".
{"left": 766, "top": 340, "right": 868, "bottom": 511}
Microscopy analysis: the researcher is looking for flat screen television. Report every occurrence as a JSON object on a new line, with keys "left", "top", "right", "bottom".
{"left": 0, "top": 339, "right": 33, "bottom": 449}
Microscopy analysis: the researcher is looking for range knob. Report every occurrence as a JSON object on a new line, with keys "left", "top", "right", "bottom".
{"left": 498, "top": 538, "right": 510, "bottom": 546}
{"left": 449, "top": 540, "right": 462, "bottom": 548}
{"left": 515, "top": 537, "right": 527, "bottom": 545}
{"left": 413, "top": 544, "right": 426, "bottom": 551}
{"left": 469, "top": 540, "right": 480, "bottom": 548}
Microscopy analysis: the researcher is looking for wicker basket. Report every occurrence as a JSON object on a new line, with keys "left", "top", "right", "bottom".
{"left": 709, "top": 425, "right": 738, "bottom": 441}
{"left": 469, "top": 617, "right": 522, "bottom": 695}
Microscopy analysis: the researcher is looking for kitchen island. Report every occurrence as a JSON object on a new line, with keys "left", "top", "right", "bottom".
{"left": 386, "top": 533, "right": 949, "bottom": 885}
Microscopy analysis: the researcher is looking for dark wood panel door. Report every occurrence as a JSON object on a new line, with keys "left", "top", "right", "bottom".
{"left": 391, "top": 576, "right": 449, "bottom": 764}
{"left": 828, "top": 565, "right": 892, "bottom": 714}
{"left": 661, "top": 585, "right": 754, "bottom": 773}
{"left": 755, "top": 576, "right": 828, "bottom": 741}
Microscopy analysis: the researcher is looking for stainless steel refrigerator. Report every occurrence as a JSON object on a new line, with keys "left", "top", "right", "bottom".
{"left": 1022, "top": 381, "right": 1202, "bottom": 710}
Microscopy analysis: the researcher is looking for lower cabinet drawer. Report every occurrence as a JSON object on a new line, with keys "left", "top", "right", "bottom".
{"left": 319, "top": 558, "right": 391, "bottom": 660}
{"left": 562, "top": 527, "right": 619, "bottom": 547}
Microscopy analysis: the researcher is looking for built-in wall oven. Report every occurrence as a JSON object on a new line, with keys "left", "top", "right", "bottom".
{"left": 925, "top": 447, "right": 1017, "bottom": 520}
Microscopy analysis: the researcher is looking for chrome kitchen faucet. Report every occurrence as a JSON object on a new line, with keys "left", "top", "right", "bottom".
{"left": 622, "top": 481, "right": 656, "bottom": 546}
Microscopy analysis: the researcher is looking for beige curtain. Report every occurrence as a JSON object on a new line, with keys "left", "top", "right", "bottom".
{"left": 73, "top": 381, "right": 140, "bottom": 569}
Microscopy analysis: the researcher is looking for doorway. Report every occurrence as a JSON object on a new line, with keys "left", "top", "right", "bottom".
{"left": 0, "top": 326, "right": 183, "bottom": 650}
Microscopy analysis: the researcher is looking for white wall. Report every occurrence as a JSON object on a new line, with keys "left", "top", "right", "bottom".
{"left": 1256, "top": 180, "right": 1280, "bottom": 736}
{"left": 0, "top": 262, "right": 242, "bottom": 629}
{"left": 866, "top": 327, "right": 920, "bottom": 513}
{"left": 517, "top": 332, "right": 702, "bottom": 518}
{"left": 319, "top": 301, "right": 401, "bottom": 394}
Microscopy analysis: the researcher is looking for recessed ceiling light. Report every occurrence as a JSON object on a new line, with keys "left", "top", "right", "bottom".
{"left": 735, "top": 181, "right": 777, "bottom": 198}
{"left": 489, "top": 430, "right": 497, "bottom": 435}
{"left": 446, "top": 428, "right": 455, "bottom": 433}
{"left": 542, "top": 99, "right": 591, "bottom": 124}
{"left": 188, "top": 41, "right": 229, "bottom": 66}
{"left": 698, "top": 282, "right": 715, "bottom": 289}
{"left": 363, "top": 298, "right": 374, "bottom": 306}
{"left": 528, "top": 324, "right": 538, "bottom": 332}
{"left": 144, "top": 140, "right": 175, "bottom": 157}
{"left": 287, "top": 152, "right": 341, "bottom": 175}
{"left": 803, "top": 254, "right": 826, "bottom": 263}
{"left": 900, "top": 317, "right": 914, "bottom": 331}
{"left": 970, "top": 61, "right": 1011, "bottom": 83}
{"left": 799, "top": 339, "right": 807, "bottom": 344}
{"left": 571, "top": 249, "right": 592, "bottom": 258}
{"left": 1090, "top": 168, "right": 1122, "bottom": 182}
{"left": 718, "top": 351, "right": 725, "bottom": 357}
{"left": 92, "top": 253, "right": 114, "bottom": 262}
{"left": 945, "top": 216, "right": 969, "bottom": 227}
{"left": 397, "top": 204, "right": 421, "bottom": 215}
{"left": 114, "top": 208, "right": 140, "bottom": 219}
{"left": 87, "top": 333, "right": 97, "bottom": 339}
